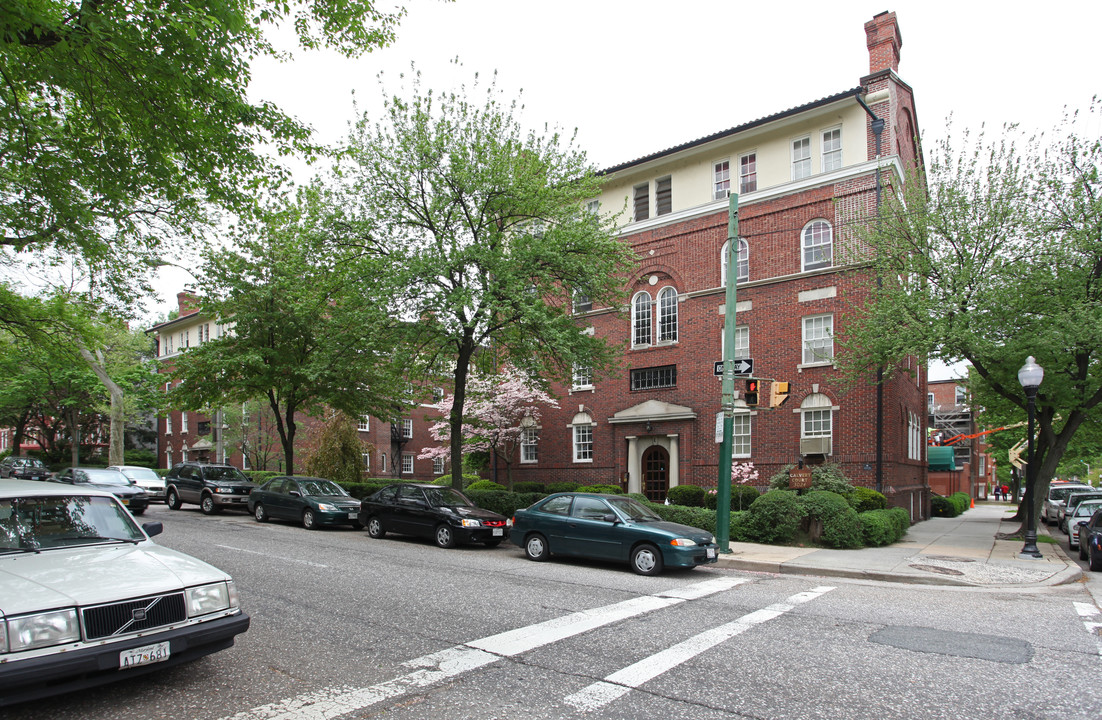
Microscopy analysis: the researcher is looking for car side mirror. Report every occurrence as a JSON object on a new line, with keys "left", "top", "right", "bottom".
{"left": 142, "top": 521, "right": 164, "bottom": 537}
{"left": 290, "top": 491, "right": 301, "bottom": 497}
{"left": 603, "top": 513, "right": 619, "bottom": 524}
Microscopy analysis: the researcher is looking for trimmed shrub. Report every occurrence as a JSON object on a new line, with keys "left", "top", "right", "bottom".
{"left": 512, "top": 482, "right": 546, "bottom": 494}
{"left": 888, "top": 507, "right": 911, "bottom": 537}
{"left": 547, "top": 481, "right": 580, "bottom": 493}
{"left": 800, "top": 491, "right": 862, "bottom": 549}
{"left": 627, "top": 493, "right": 649, "bottom": 503}
{"left": 640, "top": 501, "right": 716, "bottom": 535}
{"left": 729, "top": 511, "right": 750, "bottom": 541}
{"left": 768, "top": 464, "right": 796, "bottom": 490}
{"left": 931, "top": 495, "right": 956, "bottom": 517}
{"left": 464, "top": 489, "right": 545, "bottom": 517}
{"left": 850, "top": 486, "right": 887, "bottom": 513}
{"left": 123, "top": 449, "right": 158, "bottom": 467}
{"left": 703, "top": 485, "right": 761, "bottom": 511}
{"left": 739, "top": 490, "right": 806, "bottom": 544}
{"left": 809, "top": 464, "right": 854, "bottom": 500}
{"left": 466, "top": 479, "right": 507, "bottom": 492}
{"left": 244, "top": 470, "right": 281, "bottom": 486}
{"left": 666, "top": 484, "right": 707, "bottom": 507}
{"left": 858, "top": 508, "right": 911, "bottom": 546}
{"left": 950, "top": 492, "right": 971, "bottom": 514}
{"left": 339, "top": 481, "right": 391, "bottom": 500}
{"left": 577, "top": 484, "right": 623, "bottom": 495}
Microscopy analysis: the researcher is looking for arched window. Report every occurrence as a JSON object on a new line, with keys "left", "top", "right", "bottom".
{"left": 658, "top": 287, "right": 678, "bottom": 342}
{"left": 802, "top": 220, "right": 832, "bottom": 271}
{"left": 632, "top": 291, "right": 652, "bottom": 347}
{"left": 720, "top": 238, "right": 749, "bottom": 284}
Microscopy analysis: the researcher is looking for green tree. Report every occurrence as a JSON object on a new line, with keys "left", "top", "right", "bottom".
{"left": 303, "top": 411, "right": 371, "bottom": 485}
{"left": 839, "top": 105, "right": 1102, "bottom": 535}
{"left": 328, "top": 68, "right": 637, "bottom": 488}
{"left": 169, "top": 195, "right": 406, "bottom": 473}
{"left": 222, "top": 399, "right": 283, "bottom": 471}
{"left": 0, "top": 0, "right": 404, "bottom": 313}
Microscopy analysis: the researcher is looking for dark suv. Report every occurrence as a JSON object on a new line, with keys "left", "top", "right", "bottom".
{"left": 165, "top": 462, "right": 256, "bottom": 515}
{"left": 0, "top": 456, "right": 49, "bottom": 481}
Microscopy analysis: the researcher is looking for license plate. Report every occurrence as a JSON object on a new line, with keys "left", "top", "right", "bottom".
{"left": 492, "top": 528, "right": 503, "bottom": 536}
{"left": 348, "top": 512, "right": 358, "bottom": 520}
{"left": 120, "top": 641, "right": 170, "bottom": 669}
{"left": 706, "top": 548, "right": 717, "bottom": 559}
{"left": 121, "top": 498, "right": 130, "bottom": 505}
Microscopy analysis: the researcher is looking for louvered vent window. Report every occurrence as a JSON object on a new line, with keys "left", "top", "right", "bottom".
{"left": 655, "top": 177, "right": 672, "bottom": 216}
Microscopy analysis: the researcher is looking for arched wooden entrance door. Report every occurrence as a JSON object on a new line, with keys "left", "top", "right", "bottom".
{"left": 642, "top": 445, "right": 670, "bottom": 503}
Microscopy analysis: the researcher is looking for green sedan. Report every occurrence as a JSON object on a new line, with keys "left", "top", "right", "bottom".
{"left": 511, "top": 492, "right": 718, "bottom": 576}
{"left": 248, "top": 476, "right": 361, "bottom": 530}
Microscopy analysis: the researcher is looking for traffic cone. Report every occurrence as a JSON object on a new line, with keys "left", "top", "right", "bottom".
{"left": 971, "top": 497, "right": 975, "bottom": 508}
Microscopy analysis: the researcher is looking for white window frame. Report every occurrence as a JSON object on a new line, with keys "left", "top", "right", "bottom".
{"left": 572, "top": 364, "right": 593, "bottom": 391}
{"left": 572, "top": 288, "right": 592, "bottom": 314}
{"left": 165, "top": 449, "right": 172, "bottom": 468}
{"left": 401, "top": 419, "right": 413, "bottom": 439}
{"left": 821, "top": 127, "right": 842, "bottom": 172}
{"left": 401, "top": 453, "right": 414, "bottom": 474}
{"left": 657, "top": 286, "right": 678, "bottom": 343}
{"left": 721, "top": 324, "right": 750, "bottom": 361}
{"left": 801, "top": 394, "right": 834, "bottom": 439}
{"left": 792, "top": 136, "right": 811, "bottom": 180}
{"left": 632, "top": 291, "right": 653, "bottom": 347}
{"left": 520, "top": 427, "right": 538, "bottom": 464}
{"left": 802, "top": 314, "right": 834, "bottom": 365}
{"left": 380, "top": 453, "right": 387, "bottom": 473}
{"left": 733, "top": 412, "right": 751, "bottom": 458}
{"left": 571, "top": 412, "right": 594, "bottom": 463}
{"left": 720, "top": 238, "right": 749, "bottom": 285}
{"left": 433, "top": 456, "right": 445, "bottom": 475}
{"left": 181, "top": 411, "right": 188, "bottom": 433}
{"left": 358, "top": 415, "right": 370, "bottom": 432}
{"left": 739, "top": 152, "right": 757, "bottom": 193}
{"left": 713, "top": 158, "right": 730, "bottom": 200}
{"left": 181, "top": 444, "right": 189, "bottom": 462}
{"left": 801, "top": 219, "right": 833, "bottom": 272}
{"left": 362, "top": 452, "right": 371, "bottom": 471}
{"left": 165, "top": 414, "right": 173, "bottom": 435}
{"left": 955, "top": 386, "right": 968, "bottom": 406}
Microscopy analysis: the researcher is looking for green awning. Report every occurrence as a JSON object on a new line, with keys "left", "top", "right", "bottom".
{"left": 928, "top": 446, "right": 957, "bottom": 471}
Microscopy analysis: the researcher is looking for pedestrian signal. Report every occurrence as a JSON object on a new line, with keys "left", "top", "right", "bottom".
{"left": 770, "top": 381, "right": 790, "bottom": 408}
{"left": 744, "top": 379, "right": 759, "bottom": 407}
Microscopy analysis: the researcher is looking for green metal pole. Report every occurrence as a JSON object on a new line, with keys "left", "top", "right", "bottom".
{"left": 716, "top": 193, "right": 739, "bottom": 552}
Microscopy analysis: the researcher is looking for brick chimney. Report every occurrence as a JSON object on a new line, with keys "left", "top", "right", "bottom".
{"left": 177, "top": 289, "right": 199, "bottom": 315}
{"left": 865, "top": 11, "right": 902, "bottom": 74}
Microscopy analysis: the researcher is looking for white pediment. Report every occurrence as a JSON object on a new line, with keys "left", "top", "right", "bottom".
{"left": 608, "top": 399, "right": 697, "bottom": 424}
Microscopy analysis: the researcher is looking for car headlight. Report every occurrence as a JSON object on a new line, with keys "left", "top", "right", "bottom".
{"left": 460, "top": 519, "right": 482, "bottom": 528}
{"left": 669, "top": 538, "right": 696, "bottom": 547}
{"left": 6, "top": 609, "right": 80, "bottom": 652}
{"left": 186, "top": 582, "right": 233, "bottom": 617}
{"left": 316, "top": 503, "right": 337, "bottom": 512}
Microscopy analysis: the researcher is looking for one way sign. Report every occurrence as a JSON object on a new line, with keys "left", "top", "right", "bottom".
{"left": 714, "top": 358, "right": 753, "bottom": 376}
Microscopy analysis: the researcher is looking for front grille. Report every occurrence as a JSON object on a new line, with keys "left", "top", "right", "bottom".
{"left": 481, "top": 519, "right": 507, "bottom": 528}
{"left": 83, "top": 593, "right": 187, "bottom": 640}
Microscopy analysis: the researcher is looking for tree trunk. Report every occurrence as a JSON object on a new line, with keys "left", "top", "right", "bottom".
{"left": 68, "top": 407, "right": 80, "bottom": 467}
{"left": 449, "top": 331, "right": 476, "bottom": 490}
{"left": 77, "top": 347, "right": 125, "bottom": 466}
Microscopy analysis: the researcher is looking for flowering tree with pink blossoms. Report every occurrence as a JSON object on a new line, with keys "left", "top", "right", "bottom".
{"left": 419, "top": 370, "right": 560, "bottom": 489}
{"left": 731, "top": 460, "right": 759, "bottom": 485}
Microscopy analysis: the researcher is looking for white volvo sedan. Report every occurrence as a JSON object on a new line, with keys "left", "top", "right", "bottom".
{"left": 0, "top": 480, "right": 249, "bottom": 706}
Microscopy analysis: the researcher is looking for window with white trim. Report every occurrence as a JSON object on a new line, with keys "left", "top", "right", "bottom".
{"left": 955, "top": 386, "right": 967, "bottom": 407}
{"left": 181, "top": 445, "right": 189, "bottom": 462}
{"left": 572, "top": 364, "right": 592, "bottom": 390}
{"left": 165, "top": 448, "right": 172, "bottom": 468}
{"left": 242, "top": 450, "right": 250, "bottom": 470}
{"left": 801, "top": 393, "right": 833, "bottom": 439}
{"left": 721, "top": 324, "right": 750, "bottom": 361}
{"left": 362, "top": 452, "right": 371, "bottom": 471}
{"left": 657, "top": 287, "right": 678, "bottom": 342}
{"left": 792, "top": 137, "right": 811, "bottom": 180}
{"left": 720, "top": 238, "right": 749, "bottom": 284}
{"left": 401, "top": 419, "right": 413, "bottom": 439}
{"left": 358, "top": 415, "right": 370, "bottom": 431}
{"left": 165, "top": 414, "right": 173, "bottom": 434}
{"left": 401, "top": 453, "right": 414, "bottom": 474}
{"left": 180, "top": 412, "right": 188, "bottom": 433}
{"left": 572, "top": 412, "right": 593, "bottom": 462}
{"left": 164, "top": 335, "right": 173, "bottom": 355}
{"left": 739, "top": 152, "right": 757, "bottom": 193}
{"left": 572, "top": 288, "right": 592, "bottom": 314}
{"left": 380, "top": 453, "right": 387, "bottom": 473}
{"left": 633, "top": 183, "right": 649, "bottom": 222}
{"left": 433, "top": 456, "right": 445, "bottom": 475}
{"left": 802, "top": 219, "right": 832, "bottom": 271}
{"left": 802, "top": 314, "right": 834, "bottom": 364}
{"left": 632, "top": 291, "right": 653, "bottom": 347}
{"left": 822, "top": 127, "right": 842, "bottom": 172}
{"left": 733, "top": 412, "right": 751, "bottom": 457}
{"left": 521, "top": 427, "right": 538, "bottom": 463}
{"left": 713, "top": 159, "right": 730, "bottom": 200}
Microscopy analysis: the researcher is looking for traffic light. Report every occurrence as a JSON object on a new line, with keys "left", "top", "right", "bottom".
{"left": 744, "top": 379, "right": 759, "bottom": 407}
{"left": 770, "top": 381, "right": 790, "bottom": 408}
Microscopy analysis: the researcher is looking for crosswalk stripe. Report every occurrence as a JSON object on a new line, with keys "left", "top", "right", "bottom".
{"left": 1073, "top": 601, "right": 1102, "bottom": 657}
{"left": 221, "top": 575, "right": 748, "bottom": 720}
{"left": 564, "top": 586, "right": 836, "bottom": 713}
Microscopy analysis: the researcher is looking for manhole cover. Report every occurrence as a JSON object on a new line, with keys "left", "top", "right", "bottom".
{"left": 922, "top": 555, "right": 976, "bottom": 563}
{"left": 909, "top": 564, "right": 965, "bottom": 576}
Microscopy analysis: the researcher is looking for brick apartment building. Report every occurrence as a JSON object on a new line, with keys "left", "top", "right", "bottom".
{"left": 928, "top": 378, "right": 999, "bottom": 499}
{"left": 509, "top": 11, "right": 931, "bottom": 520}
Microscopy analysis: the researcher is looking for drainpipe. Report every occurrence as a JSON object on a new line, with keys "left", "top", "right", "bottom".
{"left": 856, "top": 90, "right": 886, "bottom": 494}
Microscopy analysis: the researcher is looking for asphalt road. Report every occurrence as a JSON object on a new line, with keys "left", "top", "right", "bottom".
{"left": 8, "top": 503, "right": 1102, "bottom": 720}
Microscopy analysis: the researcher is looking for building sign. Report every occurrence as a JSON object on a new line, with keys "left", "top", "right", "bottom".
{"left": 789, "top": 468, "right": 812, "bottom": 489}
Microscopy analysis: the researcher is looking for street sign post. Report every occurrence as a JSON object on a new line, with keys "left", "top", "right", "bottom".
{"left": 714, "top": 358, "right": 753, "bottom": 376}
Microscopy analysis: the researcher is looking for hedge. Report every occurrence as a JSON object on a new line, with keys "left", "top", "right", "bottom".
{"left": 849, "top": 486, "right": 887, "bottom": 513}
{"left": 801, "top": 490, "right": 862, "bottom": 549}
{"left": 931, "top": 492, "right": 972, "bottom": 518}
{"left": 666, "top": 484, "right": 707, "bottom": 507}
{"left": 858, "top": 508, "right": 910, "bottom": 546}
{"left": 737, "top": 490, "right": 806, "bottom": 544}
{"left": 703, "top": 485, "right": 761, "bottom": 512}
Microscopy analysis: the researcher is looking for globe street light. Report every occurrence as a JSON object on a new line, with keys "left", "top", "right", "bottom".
{"left": 1018, "top": 356, "right": 1044, "bottom": 558}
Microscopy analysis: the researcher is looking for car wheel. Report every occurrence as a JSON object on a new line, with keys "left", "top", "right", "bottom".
{"left": 434, "top": 524, "right": 456, "bottom": 548}
{"left": 630, "top": 544, "right": 664, "bottom": 576}
{"left": 366, "top": 517, "right": 385, "bottom": 538}
{"left": 200, "top": 494, "right": 220, "bottom": 515}
{"left": 484, "top": 540, "right": 502, "bottom": 548}
{"left": 303, "top": 509, "right": 317, "bottom": 530}
{"left": 254, "top": 504, "right": 268, "bottom": 523}
{"left": 1091, "top": 545, "right": 1102, "bottom": 572}
{"left": 524, "top": 533, "right": 550, "bottom": 561}
{"left": 1080, "top": 539, "right": 1089, "bottom": 561}
{"left": 166, "top": 488, "right": 181, "bottom": 510}
{"left": 132, "top": 508, "right": 145, "bottom": 516}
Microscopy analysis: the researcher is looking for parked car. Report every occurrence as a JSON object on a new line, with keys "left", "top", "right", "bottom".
{"left": 0, "top": 479, "right": 249, "bottom": 706}
{"left": 0, "top": 456, "right": 49, "bottom": 481}
{"left": 51, "top": 467, "right": 150, "bottom": 515}
{"left": 511, "top": 492, "right": 719, "bottom": 576}
{"left": 1076, "top": 508, "right": 1102, "bottom": 571}
{"left": 164, "top": 462, "right": 256, "bottom": 515}
{"left": 360, "top": 483, "right": 511, "bottom": 548}
{"left": 106, "top": 465, "right": 167, "bottom": 502}
{"left": 1068, "top": 500, "right": 1102, "bottom": 551}
{"left": 249, "top": 476, "right": 362, "bottom": 529}
{"left": 1041, "top": 483, "right": 1090, "bottom": 525}
{"left": 1059, "top": 490, "right": 1102, "bottom": 533}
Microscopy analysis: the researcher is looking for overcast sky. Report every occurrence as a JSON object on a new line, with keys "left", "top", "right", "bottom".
{"left": 154, "top": 0, "right": 1102, "bottom": 378}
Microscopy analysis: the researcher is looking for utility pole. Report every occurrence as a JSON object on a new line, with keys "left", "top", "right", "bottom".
{"left": 716, "top": 193, "right": 739, "bottom": 552}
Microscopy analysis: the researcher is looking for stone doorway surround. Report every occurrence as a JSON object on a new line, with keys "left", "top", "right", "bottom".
{"left": 609, "top": 399, "right": 697, "bottom": 495}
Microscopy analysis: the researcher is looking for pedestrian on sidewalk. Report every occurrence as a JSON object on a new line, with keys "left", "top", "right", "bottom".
{"left": 993, "top": 485, "right": 1002, "bottom": 501}
{"left": 1001, "top": 484, "right": 1010, "bottom": 501}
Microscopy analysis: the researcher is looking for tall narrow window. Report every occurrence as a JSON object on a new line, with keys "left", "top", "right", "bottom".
{"left": 721, "top": 239, "right": 749, "bottom": 284}
{"left": 573, "top": 425, "right": 593, "bottom": 462}
{"left": 433, "top": 456, "right": 445, "bottom": 474}
{"left": 802, "top": 219, "right": 833, "bottom": 271}
{"left": 521, "top": 427, "right": 538, "bottom": 463}
{"left": 380, "top": 453, "right": 387, "bottom": 473}
{"left": 633, "top": 183, "right": 649, "bottom": 222}
{"left": 181, "top": 412, "right": 188, "bottom": 433}
{"left": 632, "top": 291, "right": 653, "bottom": 347}
{"left": 792, "top": 137, "right": 811, "bottom": 180}
{"left": 402, "top": 419, "right": 413, "bottom": 438}
{"left": 362, "top": 453, "right": 371, "bottom": 471}
{"left": 714, "top": 159, "right": 730, "bottom": 200}
{"left": 165, "top": 415, "right": 173, "bottom": 434}
{"left": 655, "top": 176, "right": 672, "bottom": 216}
{"left": 802, "top": 314, "right": 834, "bottom": 364}
{"left": 401, "top": 453, "right": 414, "bottom": 474}
{"left": 822, "top": 128, "right": 842, "bottom": 172}
{"left": 733, "top": 413, "right": 751, "bottom": 457}
{"left": 658, "top": 287, "right": 678, "bottom": 342}
{"left": 721, "top": 325, "right": 750, "bottom": 361}
{"left": 739, "top": 152, "right": 757, "bottom": 193}
{"left": 165, "top": 449, "right": 172, "bottom": 468}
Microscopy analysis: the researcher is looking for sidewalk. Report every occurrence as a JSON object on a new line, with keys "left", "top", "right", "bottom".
{"left": 714, "top": 501, "right": 1083, "bottom": 587}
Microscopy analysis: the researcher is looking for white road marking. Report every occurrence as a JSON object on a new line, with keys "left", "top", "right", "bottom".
{"left": 1073, "top": 601, "right": 1102, "bottom": 656}
{"left": 221, "top": 576, "right": 747, "bottom": 720}
{"left": 564, "top": 585, "right": 836, "bottom": 713}
{"left": 215, "top": 544, "right": 330, "bottom": 568}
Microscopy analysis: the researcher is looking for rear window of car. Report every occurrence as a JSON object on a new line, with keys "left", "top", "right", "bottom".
{"left": 539, "top": 496, "right": 572, "bottom": 516}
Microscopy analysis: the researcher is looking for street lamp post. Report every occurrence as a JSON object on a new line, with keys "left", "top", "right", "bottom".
{"left": 1018, "top": 356, "right": 1044, "bottom": 559}
{"left": 1082, "top": 460, "right": 1092, "bottom": 487}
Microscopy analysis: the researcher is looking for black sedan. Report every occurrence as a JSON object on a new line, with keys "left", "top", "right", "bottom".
{"left": 360, "top": 483, "right": 511, "bottom": 548}
{"left": 1077, "top": 508, "right": 1102, "bottom": 571}
{"left": 50, "top": 467, "right": 150, "bottom": 515}
{"left": 248, "top": 476, "right": 362, "bottom": 530}
{"left": 0, "top": 455, "right": 49, "bottom": 481}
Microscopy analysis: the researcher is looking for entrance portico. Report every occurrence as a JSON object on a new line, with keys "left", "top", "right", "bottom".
{"left": 610, "top": 400, "right": 697, "bottom": 498}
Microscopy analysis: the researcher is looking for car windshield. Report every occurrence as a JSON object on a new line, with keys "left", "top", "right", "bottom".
{"left": 16, "top": 458, "right": 46, "bottom": 468}
{"left": 298, "top": 479, "right": 346, "bottom": 496}
{"left": 0, "top": 495, "right": 144, "bottom": 552}
{"left": 606, "top": 496, "right": 664, "bottom": 522}
{"left": 424, "top": 487, "right": 474, "bottom": 508}
{"left": 120, "top": 467, "right": 161, "bottom": 482}
{"left": 206, "top": 466, "right": 248, "bottom": 483}
{"left": 1074, "top": 502, "right": 1102, "bottom": 517}
{"left": 1050, "top": 486, "right": 1088, "bottom": 502}
{"left": 82, "top": 469, "right": 130, "bottom": 485}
